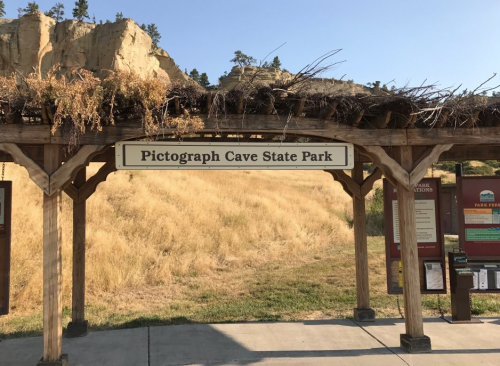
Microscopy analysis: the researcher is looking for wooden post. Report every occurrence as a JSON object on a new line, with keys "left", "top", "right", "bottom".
{"left": 67, "top": 168, "right": 89, "bottom": 337}
{"left": 352, "top": 162, "right": 374, "bottom": 321}
{"left": 41, "top": 145, "right": 67, "bottom": 365}
{"left": 395, "top": 146, "right": 431, "bottom": 353}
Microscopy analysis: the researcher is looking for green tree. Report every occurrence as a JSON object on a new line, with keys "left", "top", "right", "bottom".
{"left": 199, "top": 73, "right": 210, "bottom": 88}
{"left": 189, "top": 69, "right": 200, "bottom": 83}
{"left": 45, "top": 3, "right": 65, "bottom": 22}
{"left": 0, "top": 1, "right": 5, "bottom": 17}
{"left": 115, "top": 12, "right": 123, "bottom": 21}
{"left": 72, "top": 0, "right": 89, "bottom": 21}
{"left": 270, "top": 56, "right": 281, "bottom": 69}
{"left": 23, "top": 2, "right": 39, "bottom": 14}
{"left": 141, "top": 23, "right": 161, "bottom": 51}
{"left": 230, "top": 50, "right": 256, "bottom": 67}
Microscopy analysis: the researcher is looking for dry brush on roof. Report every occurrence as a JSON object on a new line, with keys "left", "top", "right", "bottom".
{"left": 1, "top": 68, "right": 500, "bottom": 140}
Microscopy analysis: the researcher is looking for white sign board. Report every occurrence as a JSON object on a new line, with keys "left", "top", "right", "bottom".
{"left": 115, "top": 142, "right": 354, "bottom": 170}
{"left": 392, "top": 199, "right": 438, "bottom": 244}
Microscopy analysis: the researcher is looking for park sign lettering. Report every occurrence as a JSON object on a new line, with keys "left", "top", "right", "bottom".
{"left": 115, "top": 142, "right": 354, "bottom": 170}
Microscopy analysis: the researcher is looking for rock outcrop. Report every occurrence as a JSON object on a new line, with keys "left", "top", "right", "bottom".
{"left": 0, "top": 12, "right": 187, "bottom": 82}
{"left": 218, "top": 65, "right": 371, "bottom": 95}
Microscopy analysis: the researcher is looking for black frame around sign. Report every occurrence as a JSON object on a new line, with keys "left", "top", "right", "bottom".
{"left": 0, "top": 181, "right": 12, "bottom": 315}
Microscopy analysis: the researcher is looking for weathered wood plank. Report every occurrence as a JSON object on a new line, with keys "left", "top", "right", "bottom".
{"left": 360, "top": 167, "right": 383, "bottom": 197}
{"left": 0, "top": 125, "right": 51, "bottom": 143}
{"left": 49, "top": 145, "right": 106, "bottom": 195}
{"left": 78, "top": 158, "right": 117, "bottom": 202}
{"left": 42, "top": 144, "right": 63, "bottom": 362}
{"left": 407, "top": 126, "right": 500, "bottom": 145}
{"left": 0, "top": 143, "right": 49, "bottom": 193}
{"left": 352, "top": 162, "right": 371, "bottom": 311}
{"left": 360, "top": 146, "right": 410, "bottom": 190}
{"left": 395, "top": 146, "right": 425, "bottom": 338}
{"left": 51, "top": 118, "right": 409, "bottom": 146}
{"left": 72, "top": 168, "right": 86, "bottom": 324}
{"left": 409, "top": 144, "right": 453, "bottom": 187}
{"left": 326, "top": 170, "right": 360, "bottom": 199}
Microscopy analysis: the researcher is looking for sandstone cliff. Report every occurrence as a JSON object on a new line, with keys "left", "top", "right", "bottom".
{"left": 0, "top": 11, "right": 187, "bottom": 82}
{"left": 218, "top": 65, "right": 372, "bottom": 95}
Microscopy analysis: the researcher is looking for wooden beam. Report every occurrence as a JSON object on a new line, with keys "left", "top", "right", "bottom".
{"left": 205, "top": 93, "right": 213, "bottom": 114}
{"left": 49, "top": 145, "right": 106, "bottom": 196}
{"left": 0, "top": 125, "right": 51, "bottom": 143}
{"left": 236, "top": 96, "right": 245, "bottom": 114}
{"left": 293, "top": 97, "right": 306, "bottom": 117}
{"left": 351, "top": 110, "right": 365, "bottom": 128}
{"left": 409, "top": 144, "right": 453, "bottom": 187}
{"left": 326, "top": 170, "right": 360, "bottom": 199}
{"left": 174, "top": 97, "right": 181, "bottom": 115}
{"left": 463, "top": 110, "right": 481, "bottom": 128}
{"left": 371, "top": 110, "right": 392, "bottom": 129}
{"left": 360, "top": 167, "right": 383, "bottom": 197}
{"left": 320, "top": 102, "right": 338, "bottom": 120}
{"left": 434, "top": 110, "right": 449, "bottom": 128}
{"left": 78, "top": 158, "right": 117, "bottom": 202}
{"left": 42, "top": 144, "right": 63, "bottom": 362}
{"left": 394, "top": 146, "right": 426, "bottom": 341}
{"left": 0, "top": 143, "right": 49, "bottom": 193}
{"left": 352, "top": 162, "right": 371, "bottom": 313}
{"left": 406, "top": 126, "right": 500, "bottom": 145}
{"left": 72, "top": 168, "right": 86, "bottom": 325}
{"left": 359, "top": 146, "right": 410, "bottom": 190}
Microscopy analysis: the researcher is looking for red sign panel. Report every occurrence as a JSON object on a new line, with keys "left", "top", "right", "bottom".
{"left": 458, "top": 177, "right": 500, "bottom": 259}
{"left": 384, "top": 178, "right": 446, "bottom": 294}
{"left": 0, "top": 181, "right": 12, "bottom": 315}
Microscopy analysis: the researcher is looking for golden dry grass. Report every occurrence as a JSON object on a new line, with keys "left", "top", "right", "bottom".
{"left": 4, "top": 164, "right": 353, "bottom": 316}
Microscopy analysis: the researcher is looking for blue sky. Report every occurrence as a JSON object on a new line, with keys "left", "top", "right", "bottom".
{"left": 4, "top": 0, "right": 500, "bottom": 92}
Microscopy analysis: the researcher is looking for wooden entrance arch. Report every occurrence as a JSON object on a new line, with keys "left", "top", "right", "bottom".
{"left": 1, "top": 92, "right": 499, "bottom": 363}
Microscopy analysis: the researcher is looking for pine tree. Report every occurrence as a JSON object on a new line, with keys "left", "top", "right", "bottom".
{"left": 0, "top": 1, "right": 5, "bottom": 17}
{"left": 189, "top": 69, "right": 200, "bottom": 83}
{"left": 270, "top": 56, "right": 281, "bottom": 69}
{"left": 23, "top": 2, "right": 39, "bottom": 14}
{"left": 146, "top": 23, "right": 161, "bottom": 51}
{"left": 115, "top": 12, "right": 123, "bottom": 21}
{"left": 230, "top": 50, "right": 256, "bottom": 67}
{"left": 199, "top": 73, "right": 210, "bottom": 88}
{"left": 45, "top": 3, "right": 65, "bottom": 22}
{"left": 72, "top": 0, "right": 89, "bottom": 21}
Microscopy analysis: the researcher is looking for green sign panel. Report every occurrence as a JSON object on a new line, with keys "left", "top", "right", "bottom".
{"left": 466, "top": 228, "right": 500, "bottom": 242}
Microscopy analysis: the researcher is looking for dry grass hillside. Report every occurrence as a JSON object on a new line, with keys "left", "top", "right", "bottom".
{"left": 4, "top": 165, "right": 353, "bottom": 315}
{"left": 3, "top": 162, "right": 500, "bottom": 337}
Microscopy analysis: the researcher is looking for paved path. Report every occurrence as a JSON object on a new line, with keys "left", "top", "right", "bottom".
{"left": 1, "top": 317, "right": 499, "bottom": 366}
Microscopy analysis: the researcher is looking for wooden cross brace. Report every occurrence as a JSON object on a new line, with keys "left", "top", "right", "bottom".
{"left": 358, "top": 144, "right": 453, "bottom": 190}
{"left": 326, "top": 167, "right": 383, "bottom": 199}
{"left": 64, "top": 156, "right": 117, "bottom": 203}
{"left": 0, "top": 143, "right": 108, "bottom": 196}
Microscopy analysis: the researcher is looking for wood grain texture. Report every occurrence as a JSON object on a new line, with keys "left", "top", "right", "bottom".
{"left": 0, "top": 143, "right": 49, "bottom": 193}
{"left": 395, "top": 146, "right": 425, "bottom": 337}
{"left": 49, "top": 145, "right": 106, "bottom": 195}
{"left": 360, "top": 146, "right": 410, "bottom": 190}
{"left": 409, "top": 144, "right": 453, "bottom": 187}
{"left": 72, "top": 168, "right": 86, "bottom": 323}
{"left": 0, "top": 125, "right": 50, "bottom": 143}
{"left": 42, "top": 144, "right": 63, "bottom": 362}
{"left": 326, "top": 170, "right": 359, "bottom": 199}
{"left": 352, "top": 162, "right": 370, "bottom": 310}
{"left": 360, "top": 167, "right": 383, "bottom": 197}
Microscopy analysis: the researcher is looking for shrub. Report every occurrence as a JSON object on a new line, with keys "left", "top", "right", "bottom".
{"left": 366, "top": 187, "right": 384, "bottom": 236}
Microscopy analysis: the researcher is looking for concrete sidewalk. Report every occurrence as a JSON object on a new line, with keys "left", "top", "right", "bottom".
{"left": 1, "top": 317, "right": 500, "bottom": 366}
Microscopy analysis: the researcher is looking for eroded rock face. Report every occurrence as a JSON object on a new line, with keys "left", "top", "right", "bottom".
{"left": 0, "top": 12, "right": 187, "bottom": 82}
{"left": 218, "top": 65, "right": 371, "bottom": 95}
